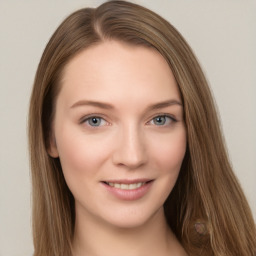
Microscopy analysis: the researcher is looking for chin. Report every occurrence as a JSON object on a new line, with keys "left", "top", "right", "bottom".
{"left": 101, "top": 205, "right": 164, "bottom": 230}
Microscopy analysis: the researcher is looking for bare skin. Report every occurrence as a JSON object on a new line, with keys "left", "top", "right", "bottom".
{"left": 49, "top": 40, "right": 187, "bottom": 256}
{"left": 72, "top": 207, "right": 187, "bottom": 256}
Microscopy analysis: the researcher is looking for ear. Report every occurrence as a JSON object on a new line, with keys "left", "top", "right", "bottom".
{"left": 47, "top": 134, "right": 59, "bottom": 158}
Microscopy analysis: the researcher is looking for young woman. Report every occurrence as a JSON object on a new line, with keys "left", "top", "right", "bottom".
{"left": 28, "top": 1, "right": 256, "bottom": 255}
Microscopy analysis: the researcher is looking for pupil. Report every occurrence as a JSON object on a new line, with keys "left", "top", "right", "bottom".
{"left": 92, "top": 118, "right": 98, "bottom": 124}
{"left": 155, "top": 116, "right": 165, "bottom": 125}
{"left": 89, "top": 117, "right": 100, "bottom": 126}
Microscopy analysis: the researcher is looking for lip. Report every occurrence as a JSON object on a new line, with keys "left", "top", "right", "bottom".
{"left": 101, "top": 179, "right": 154, "bottom": 201}
{"left": 103, "top": 178, "right": 152, "bottom": 184}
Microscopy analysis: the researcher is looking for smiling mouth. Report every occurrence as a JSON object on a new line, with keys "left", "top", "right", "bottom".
{"left": 102, "top": 180, "right": 153, "bottom": 190}
{"left": 101, "top": 180, "right": 154, "bottom": 200}
{"left": 105, "top": 182, "right": 145, "bottom": 190}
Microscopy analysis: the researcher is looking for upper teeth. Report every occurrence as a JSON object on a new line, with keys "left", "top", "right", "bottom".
{"left": 107, "top": 182, "right": 145, "bottom": 190}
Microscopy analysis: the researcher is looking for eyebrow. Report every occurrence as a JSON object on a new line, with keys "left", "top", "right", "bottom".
{"left": 70, "top": 99, "right": 183, "bottom": 110}
{"left": 71, "top": 100, "right": 114, "bottom": 109}
{"left": 146, "top": 99, "right": 183, "bottom": 111}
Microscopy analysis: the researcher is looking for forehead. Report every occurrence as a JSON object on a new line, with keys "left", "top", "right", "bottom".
{"left": 59, "top": 40, "right": 181, "bottom": 105}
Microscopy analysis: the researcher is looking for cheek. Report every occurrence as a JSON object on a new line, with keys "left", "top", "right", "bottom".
{"left": 152, "top": 129, "right": 187, "bottom": 200}
{"left": 150, "top": 129, "right": 187, "bottom": 174}
{"left": 143, "top": 129, "right": 187, "bottom": 212}
{"left": 55, "top": 126, "right": 111, "bottom": 183}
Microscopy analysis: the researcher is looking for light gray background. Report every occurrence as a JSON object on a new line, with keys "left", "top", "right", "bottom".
{"left": 0, "top": 1, "right": 255, "bottom": 255}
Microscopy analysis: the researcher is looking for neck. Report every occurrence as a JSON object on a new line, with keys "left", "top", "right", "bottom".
{"left": 72, "top": 206, "right": 186, "bottom": 256}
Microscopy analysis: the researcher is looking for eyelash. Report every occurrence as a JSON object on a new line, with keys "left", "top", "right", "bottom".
{"left": 147, "top": 114, "right": 177, "bottom": 126}
{"left": 80, "top": 114, "right": 177, "bottom": 128}
{"left": 80, "top": 114, "right": 109, "bottom": 128}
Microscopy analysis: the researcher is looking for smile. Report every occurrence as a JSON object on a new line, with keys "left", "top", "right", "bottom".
{"left": 101, "top": 180, "right": 154, "bottom": 200}
{"left": 105, "top": 182, "right": 146, "bottom": 190}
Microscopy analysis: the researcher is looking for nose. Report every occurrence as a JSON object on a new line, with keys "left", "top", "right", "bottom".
{"left": 112, "top": 125, "right": 148, "bottom": 169}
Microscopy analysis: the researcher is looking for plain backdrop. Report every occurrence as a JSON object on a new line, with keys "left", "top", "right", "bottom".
{"left": 0, "top": 0, "right": 255, "bottom": 255}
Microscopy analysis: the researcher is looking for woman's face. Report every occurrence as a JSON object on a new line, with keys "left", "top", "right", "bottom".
{"left": 49, "top": 40, "right": 186, "bottom": 228}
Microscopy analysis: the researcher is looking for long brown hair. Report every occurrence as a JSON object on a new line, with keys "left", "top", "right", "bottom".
{"left": 28, "top": 1, "right": 256, "bottom": 255}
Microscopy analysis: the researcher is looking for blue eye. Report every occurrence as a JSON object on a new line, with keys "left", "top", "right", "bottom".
{"left": 85, "top": 117, "right": 106, "bottom": 127}
{"left": 151, "top": 115, "right": 175, "bottom": 126}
